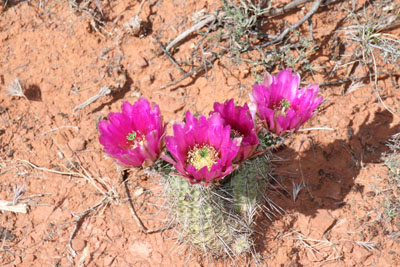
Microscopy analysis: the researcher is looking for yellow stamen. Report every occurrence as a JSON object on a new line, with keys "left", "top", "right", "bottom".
{"left": 127, "top": 134, "right": 146, "bottom": 149}
{"left": 187, "top": 144, "right": 219, "bottom": 171}
{"left": 230, "top": 129, "right": 243, "bottom": 139}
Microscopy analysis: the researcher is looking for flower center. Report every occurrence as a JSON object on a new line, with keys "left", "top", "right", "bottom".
{"left": 187, "top": 145, "right": 220, "bottom": 171}
{"left": 126, "top": 130, "right": 145, "bottom": 149}
{"left": 273, "top": 98, "right": 291, "bottom": 117}
{"left": 230, "top": 129, "right": 243, "bottom": 139}
{"left": 280, "top": 98, "right": 290, "bottom": 109}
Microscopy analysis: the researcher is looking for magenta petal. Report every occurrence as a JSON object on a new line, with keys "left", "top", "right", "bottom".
{"left": 212, "top": 99, "right": 259, "bottom": 163}
{"left": 165, "top": 111, "right": 240, "bottom": 186}
{"left": 251, "top": 69, "right": 323, "bottom": 135}
{"left": 98, "top": 98, "right": 166, "bottom": 168}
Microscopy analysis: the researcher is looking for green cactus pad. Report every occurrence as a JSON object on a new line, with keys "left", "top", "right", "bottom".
{"left": 162, "top": 154, "right": 272, "bottom": 257}
{"left": 164, "top": 175, "right": 251, "bottom": 255}
{"left": 228, "top": 155, "right": 270, "bottom": 216}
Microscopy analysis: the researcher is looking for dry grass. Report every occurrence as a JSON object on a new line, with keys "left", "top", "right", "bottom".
{"left": 382, "top": 133, "right": 400, "bottom": 221}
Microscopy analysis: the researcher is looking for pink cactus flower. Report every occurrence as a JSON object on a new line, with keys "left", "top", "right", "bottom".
{"left": 212, "top": 99, "right": 259, "bottom": 163}
{"left": 251, "top": 69, "right": 323, "bottom": 135}
{"left": 164, "top": 111, "right": 241, "bottom": 186}
{"left": 98, "top": 98, "right": 166, "bottom": 168}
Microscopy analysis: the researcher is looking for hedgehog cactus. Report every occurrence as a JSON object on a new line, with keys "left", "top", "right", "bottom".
{"left": 164, "top": 175, "right": 251, "bottom": 255}
{"left": 228, "top": 155, "right": 270, "bottom": 217}
{"left": 98, "top": 69, "right": 324, "bottom": 261}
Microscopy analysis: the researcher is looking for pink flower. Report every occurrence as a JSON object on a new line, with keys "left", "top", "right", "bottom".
{"left": 212, "top": 99, "right": 259, "bottom": 163}
{"left": 164, "top": 111, "right": 241, "bottom": 185}
{"left": 251, "top": 69, "right": 323, "bottom": 135}
{"left": 98, "top": 98, "right": 166, "bottom": 168}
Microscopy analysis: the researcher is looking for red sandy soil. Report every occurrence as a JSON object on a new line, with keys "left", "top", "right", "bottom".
{"left": 0, "top": 0, "right": 399, "bottom": 266}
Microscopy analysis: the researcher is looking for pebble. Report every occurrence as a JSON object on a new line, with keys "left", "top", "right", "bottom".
{"left": 72, "top": 238, "right": 86, "bottom": 252}
{"left": 137, "top": 57, "right": 148, "bottom": 68}
{"left": 309, "top": 209, "right": 335, "bottom": 239}
{"left": 129, "top": 240, "right": 152, "bottom": 258}
{"left": 151, "top": 251, "right": 163, "bottom": 264}
{"left": 68, "top": 137, "right": 86, "bottom": 152}
{"left": 103, "top": 255, "right": 115, "bottom": 266}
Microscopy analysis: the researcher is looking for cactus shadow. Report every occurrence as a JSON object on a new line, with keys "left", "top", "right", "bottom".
{"left": 252, "top": 109, "right": 399, "bottom": 255}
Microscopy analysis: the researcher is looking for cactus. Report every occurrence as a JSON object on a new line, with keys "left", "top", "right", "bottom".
{"left": 164, "top": 175, "right": 252, "bottom": 255}
{"left": 162, "top": 152, "right": 272, "bottom": 257}
{"left": 257, "top": 130, "right": 284, "bottom": 149}
{"left": 228, "top": 155, "right": 270, "bottom": 217}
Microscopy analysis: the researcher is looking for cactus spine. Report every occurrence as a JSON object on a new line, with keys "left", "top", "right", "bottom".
{"left": 165, "top": 175, "right": 250, "bottom": 254}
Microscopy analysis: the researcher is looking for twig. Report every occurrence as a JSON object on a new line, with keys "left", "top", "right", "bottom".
{"left": 319, "top": 71, "right": 394, "bottom": 87}
{"left": 121, "top": 177, "right": 147, "bottom": 233}
{"left": 135, "top": 0, "right": 146, "bottom": 17}
{"left": 121, "top": 173, "right": 172, "bottom": 234}
{"left": 267, "top": 0, "right": 313, "bottom": 17}
{"left": 17, "top": 159, "right": 107, "bottom": 195}
{"left": 298, "top": 127, "right": 334, "bottom": 131}
{"left": 73, "top": 86, "right": 111, "bottom": 112}
{"left": 159, "top": 50, "right": 226, "bottom": 90}
{"left": 165, "top": 11, "right": 224, "bottom": 52}
{"left": 16, "top": 159, "right": 82, "bottom": 177}
{"left": 0, "top": 200, "right": 27, "bottom": 213}
{"left": 68, "top": 197, "right": 107, "bottom": 258}
{"left": 264, "top": 0, "right": 340, "bottom": 17}
{"left": 378, "top": 19, "right": 400, "bottom": 33}
{"left": 153, "top": 38, "right": 186, "bottom": 75}
{"left": 38, "top": 126, "right": 79, "bottom": 137}
{"left": 260, "top": 0, "right": 322, "bottom": 48}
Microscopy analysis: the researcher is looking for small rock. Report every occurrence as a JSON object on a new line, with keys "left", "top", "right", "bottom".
{"left": 134, "top": 187, "right": 144, "bottom": 197}
{"left": 353, "top": 245, "right": 372, "bottom": 263}
{"left": 103, "top": 255, "right": 115, "bottom": 266}
{"left": 14, "top": 256, "right": 22, "bottom": 266}
{"left": 68, "top": 137, "right": 86, "bottom": 152}
{"left": 124, "top": 16, "right": 142, "bottom": 36}
{"left": 151, "top": 251, "right": 163, "bottom": 264}
{"left": 136, "top": 57, "right": 148, "bottom": 68}
{"left": 309, "top": 210, "right": 335, "bottom": 239}
{"left": 325, "top": 183, "right": 342, "bottom": 200}
{"left": 331, "top": 219, "right": 349, "bottom": 236}
{"left": 342, "top": 241, "right": 354, "bottom": 253}
{"left": 295, "top": 213, "right": 310, "bottom": 236}
{"left": 71, "top": 238, "right": 86, "bottom": 252}
{"left": 57, "top": 151, "right": 64, "bottom": 159}
{"left": 226, "top": 76, "right": 237, "bottom": 87}
{"left": 365, "top": 191, "right": 376, "bottom": 198}
{"left": 6, "top": 149, "right": 15, "bottom": 157}
{"left": 129, "top": 240, "right": 152, "bottom": 259}
{"left": 59, "top": 256, "right": 70, "bottom": 267}
{"left": 23, "top": 253, "right": 36, "bottom": 266}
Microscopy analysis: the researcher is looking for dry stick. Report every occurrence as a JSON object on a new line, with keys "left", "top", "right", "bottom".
{"left": 121, "top": 177, "right": 147, "bottom": 233}
{"left": 135, "top": 0, "right": 146, "bottom": 17}
{"left": 0, "top": 200, "right": 27, "bottom": 213}
{"left": 68, "top": 197, "right": 107, "bottom": 258}
{"left": 267, "top": 0, "right": 338, "bottom": 17}
{"left": 319, "top": 71, "right": 394, "bottom": 87}
{"left": 378, "top": 19, "right": 400, "bottom": 32}
{"left": 17, "top": 159, "right": 106, "bottom": 195}
{"left": 153, "top": 38, "right": 186, "bottom": 75}
{"left": 165, "top": 11, "right": 224, "bottom": 52}
{"left": 267, "top": 0, "right": 313, "bottom": 17}
{"left": 121, "top": 175, "right": 172, "bottom": 234}
{"left": 158, "top": 51, "right": 225, "bottom": 90}
{"left": 72, "top": 86, "right": 111, "bottom": 112}
{"left": 260, "top": 0, "right": 322, "bottom": 48}
{"left": 161, "top": 0, "right": 324, "bottom": 89}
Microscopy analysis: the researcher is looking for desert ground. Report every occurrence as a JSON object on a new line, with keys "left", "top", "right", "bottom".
{"left": 0, "top": 0, "right": 399, "bottom": 266}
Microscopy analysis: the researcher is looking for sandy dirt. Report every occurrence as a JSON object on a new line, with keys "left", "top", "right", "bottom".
{"left": 0, "top": 0, "right": 399, "bottom": 266}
